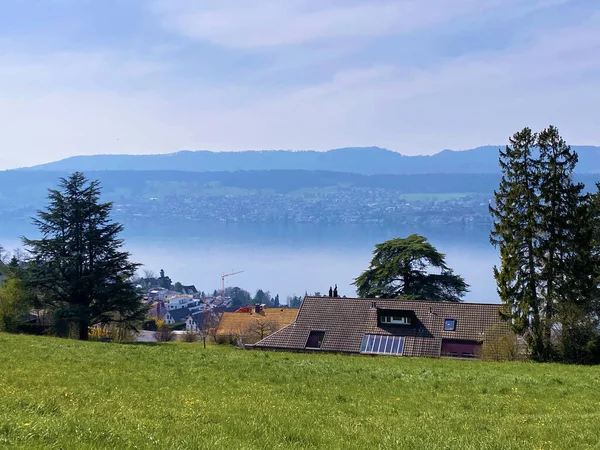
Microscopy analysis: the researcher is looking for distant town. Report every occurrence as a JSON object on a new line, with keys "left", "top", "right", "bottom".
{"left": 108, "top": 190, "right": 492, "bottom": 227}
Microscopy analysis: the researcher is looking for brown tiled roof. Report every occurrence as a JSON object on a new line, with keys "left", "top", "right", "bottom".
{"left": 254, "top": 297, "right": 509, "bottom": 357}
{"left": 217, "top": 308, "right": 299, "bottom": 336}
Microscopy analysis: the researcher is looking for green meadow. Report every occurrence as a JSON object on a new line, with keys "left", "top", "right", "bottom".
{"left": 1, "top": 333, "right": 599, "bottom": 450}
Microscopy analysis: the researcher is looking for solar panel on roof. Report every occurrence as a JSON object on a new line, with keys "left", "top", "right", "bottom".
{"left": 360, "top": 335, "right": 405, "bottom": 356}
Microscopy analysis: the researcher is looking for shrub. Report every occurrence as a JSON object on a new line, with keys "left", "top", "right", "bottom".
{"left": 481, "top": 323, "right": 523, "bottom": 361}
{"left": 179, "top": 330, "right": 200, "bottom": 343}
{"left": 154, "top": 323, "right": 175, "bottom": 342}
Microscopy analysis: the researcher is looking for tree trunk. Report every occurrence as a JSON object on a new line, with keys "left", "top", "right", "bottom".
{"left": 79, "top": 320, "right": 89, "bottom": 340}
{"left": 203, "top": 336, "right": 206, "bottom": 349}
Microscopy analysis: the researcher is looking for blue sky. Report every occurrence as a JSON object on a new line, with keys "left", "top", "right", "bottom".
{"left": 0, "top": 0, "right": 598, "bottom": 169}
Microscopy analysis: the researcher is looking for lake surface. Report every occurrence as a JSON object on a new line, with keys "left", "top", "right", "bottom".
{"left": 0, "top": 220, "right": 500, "bottom": 303}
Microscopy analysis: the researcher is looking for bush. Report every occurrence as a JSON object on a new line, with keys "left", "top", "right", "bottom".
{"left": 179, "top": 330, "right": 200, "bottom": 343}
{"left": 154, "top": 323, "right": 175, "bottom": 342}
{"left": 481, "top": 323, "right": 523, "bottom": 361}
{"left": 215, "top": 332, "right": 242, "bottom": 346}
{"left": 89, "top": 323, "right": 136, "bottom": 343}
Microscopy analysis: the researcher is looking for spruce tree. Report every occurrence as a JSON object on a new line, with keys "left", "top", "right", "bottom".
{"left": 490, "top": 128, "right": 545, "bottom": 359}
{"left": 536, "top": 126, "right": 589, "bottom": 359}
{"left": 23, "top": 172, "right": 146, "bottom": 340}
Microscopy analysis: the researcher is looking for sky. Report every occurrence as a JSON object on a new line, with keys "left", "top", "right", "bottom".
{"left": 0, "top": 0, "right": 599, "bottom": 170}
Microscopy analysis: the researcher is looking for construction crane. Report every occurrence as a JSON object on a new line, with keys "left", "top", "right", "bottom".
{"left": 221, "top": 270, "right": 244, "bottom": 302}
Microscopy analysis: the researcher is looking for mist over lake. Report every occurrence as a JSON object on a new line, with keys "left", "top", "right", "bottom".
{"left": 0, "top": 219, "right": 499, "bottom": 304}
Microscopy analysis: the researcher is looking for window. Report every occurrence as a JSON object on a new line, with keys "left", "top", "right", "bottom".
{"left": 444, "top": 319, "right": 456, "bottom": 331}
{"left": 380, "top": 315, "right": 412, "bottom": 325}
{"left": 305, "top": 331, "right": 325, "bottom": 349}
{"left": 360, "top": 335, "right": 405, "bottom": 356}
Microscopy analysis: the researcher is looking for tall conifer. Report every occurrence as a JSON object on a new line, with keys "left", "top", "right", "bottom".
{"left": 23, "top": 172, "right": 146, "bottom": 340}
{"left": 490, "top": 128, "right": 545, "bottom": 359}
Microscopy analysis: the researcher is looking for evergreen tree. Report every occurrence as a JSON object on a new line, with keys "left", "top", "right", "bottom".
{"left": 8, "top": 256, "right": 19, "bottom": 268}
{"left": 353, "top": 234, "right": 468, "bottom": 302}
{"left": 536, "top": 126, "right": 589, "bottom": 359}
{"left": 491, "top": 125, "right": 600, "bottom": 362}
{"left": 23, "top": 172, "right": 146, "bottom": 340}
{"left": 273, "top": 294, "right": 280, "bottom": 307}
{"left": 489, "top": 128, "right": 545, "bottom": 358}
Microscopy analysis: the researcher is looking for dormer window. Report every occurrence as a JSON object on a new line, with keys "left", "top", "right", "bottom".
{"left": 444, "top": 318, "right": 456, "bottom": 331}
{"left": 306, "top": 330, "right": 325, "bottom": 349}
{"left": 380, "top": 315, "right": 412, "bottom": 325}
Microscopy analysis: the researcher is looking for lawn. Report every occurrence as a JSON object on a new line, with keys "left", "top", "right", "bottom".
{"left": 1, "top": 333, "right": 599, "bottom": 450}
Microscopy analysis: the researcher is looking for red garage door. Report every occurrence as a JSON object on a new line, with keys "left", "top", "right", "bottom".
{"left": 441, "top": 339, "right": 481, "bottom": 358}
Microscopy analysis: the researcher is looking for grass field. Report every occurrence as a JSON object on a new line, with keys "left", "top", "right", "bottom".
{"left": 1, "top": 333, "right": 599, "bottom": 450}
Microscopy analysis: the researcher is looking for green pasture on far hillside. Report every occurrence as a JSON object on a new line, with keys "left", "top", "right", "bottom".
{"left": 1, "top": 333, "right": 599, "bottom": 449}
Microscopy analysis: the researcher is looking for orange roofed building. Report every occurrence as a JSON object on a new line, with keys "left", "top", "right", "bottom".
{"left": 216, "top": 304, "right": 299, "bottom": 344}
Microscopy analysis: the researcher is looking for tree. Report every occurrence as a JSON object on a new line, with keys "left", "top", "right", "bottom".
{"left": 245, "top": 318, "right": 278, "bottom": 343}
{"left": 227, "top": 287, "right": 252, "bottom": 307}
{"left": 198, "top": 311, "right": 219, "bottom": 349}
{"left": 353, "top": 234, "right": 468, "bottom": 302}
{"left": 491, "top": 125, "right": 600, "bottom": 362}
{"left": 490, "top": 127, "right": 544, "bottom": 357}
{"left": 0, "top": 275, "right": 31, "bottom": 332}
{"left": 287, "top": 295, "right": 303, "bottom": 308}
{"left": 23, "top": 172, "right": 147, "bottom": 340}
{"left": 174, "top": 282, "right": 184, "bottom": 293}
{"left": 254, "top": 289, "right": 271, "bottom": 306}
{"left": 142, "top": 269, "right": 157, "bottom": 280}
{"left": 272, "top": 294, "right": 280, "bottom": 307}
{"left": 158, "top": 269, "right": 172, "bottom": 290}
{"left": 537, "top": 126, "right": 591, "bottom": 359}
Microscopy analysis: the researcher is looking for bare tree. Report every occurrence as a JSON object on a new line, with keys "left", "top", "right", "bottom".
{"left": 198, "top": 311, "right": 219, "bottom": 349}
{"left": 245, "top": 318, "right": 278, "bottom": 343}
{"left": 143, "top": 269, "right": 157, "bottom": 280}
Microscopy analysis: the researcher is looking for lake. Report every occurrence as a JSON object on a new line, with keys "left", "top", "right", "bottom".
{"left": 0, "top": 219, "right": 500, "bottom": 303}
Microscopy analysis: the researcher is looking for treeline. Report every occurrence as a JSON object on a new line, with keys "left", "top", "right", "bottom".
{"left": 491, "top": 125, "right": 600, "bottom": 364}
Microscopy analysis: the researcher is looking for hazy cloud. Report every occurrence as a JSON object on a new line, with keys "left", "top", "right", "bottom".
{"left": 0, "top": 0, "right": 598, "bottom": 169}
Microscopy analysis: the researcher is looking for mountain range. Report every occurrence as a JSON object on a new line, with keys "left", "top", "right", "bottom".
{"left": 18, "top": 146, "right": 600, "bottom": 175}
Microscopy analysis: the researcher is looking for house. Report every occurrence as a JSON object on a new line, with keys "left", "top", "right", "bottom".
{"left": 148, "top": 288, "right": 169, "bottom": 301}
{"left": 166, "top": 294, "right": 195, "bottom": 310}
{"left": 147, "top": 300, "right": 167, "bottom": 320}
{"left": 164, "top": 308, "right": 191, "bottom": 325}
{"left": 216, "top": 305, "right": 299, "bottom": 343}
{"left": 252, "top": 296, "right": 510, "bottom": 359}
{"left": 182, "top": 285, "right": 198, "bottom": 295}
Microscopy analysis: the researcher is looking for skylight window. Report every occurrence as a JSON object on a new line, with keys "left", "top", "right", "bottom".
{"left": 444, "top": 319, "right": 456, "bottom": 331}
{"left": 360, "top": 335, "right": 405, "bottom": 356}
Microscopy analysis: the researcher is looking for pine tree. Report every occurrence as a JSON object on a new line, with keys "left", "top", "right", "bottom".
{"left": 23, "top": 172, "right": 146, "bottom": 340}
{"left": 490, "top": 128, "right": 545, "bottom": 359}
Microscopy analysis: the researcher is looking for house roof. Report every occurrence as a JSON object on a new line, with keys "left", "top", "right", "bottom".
{"left": 182, "top": 285, "right": 198, "bottom": 294}
{"left": 217, "top": 308, "right": 299, "bottom": 335}
{"left": 253, "top": 297, "right": 509, "bottom": 357}
{"left": 166, "top": 308, "right": 191, "bottom": 323}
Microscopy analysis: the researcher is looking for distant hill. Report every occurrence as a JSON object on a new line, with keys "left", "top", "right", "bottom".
{"left": 18, "top": 146, "right": 600, "bottom": 175}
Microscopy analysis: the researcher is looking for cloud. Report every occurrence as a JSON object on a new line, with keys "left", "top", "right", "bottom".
{"left": 151, "top": 0, "right": 574, "bottom": 50}
{"left": 0, "top": 0, "right": 598, "bottom": 170}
